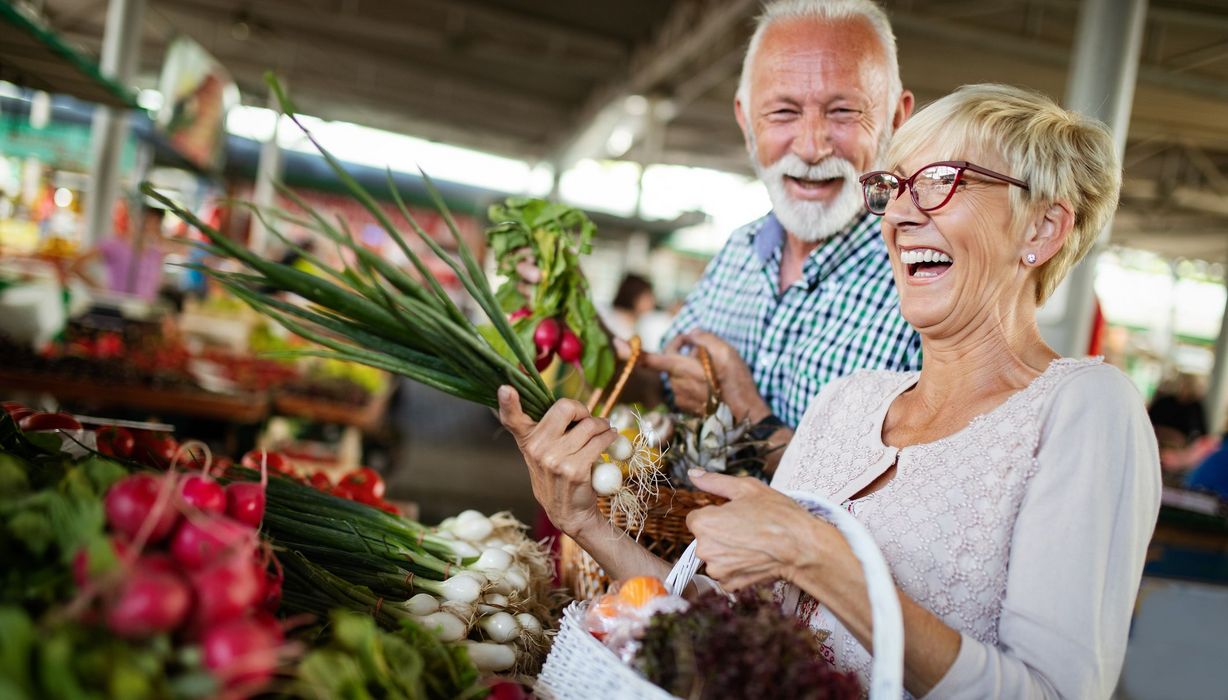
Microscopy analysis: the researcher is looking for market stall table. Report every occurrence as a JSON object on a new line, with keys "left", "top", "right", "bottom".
{"left": 0, "top": 367, "right": 269, "bottom": 424}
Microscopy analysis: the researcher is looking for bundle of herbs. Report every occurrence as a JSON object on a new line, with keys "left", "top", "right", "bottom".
{"left": 634, "top": 586, "right": 861, "bottom": 700}
{"left": 141, "top": 75, "right": 611, "bottom": 423}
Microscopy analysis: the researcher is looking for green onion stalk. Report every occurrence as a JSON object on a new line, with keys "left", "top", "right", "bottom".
{"left": 140, "top": 73, "right": 554, "bottom": 420}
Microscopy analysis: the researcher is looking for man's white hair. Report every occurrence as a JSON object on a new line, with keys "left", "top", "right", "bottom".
{"left": 735, "top": 0, "right": 902, "bottom": 121}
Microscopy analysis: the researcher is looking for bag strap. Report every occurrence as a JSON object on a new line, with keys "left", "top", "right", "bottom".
{"left": 660, "top": 491, "right": 904, "bottom": 699}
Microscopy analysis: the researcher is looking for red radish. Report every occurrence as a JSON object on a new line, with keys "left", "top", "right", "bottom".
{"left": 105, "top": 474, "right": 179, "bottom": 543}
{"left": 260, "top": 565, "right": 284, "bottom": 612}
{"left": 105, "top": 565, "right": 191, "bottom": 638}
{"left": 181, "top": 475, "right": 226, "bottom": 514}
{"left": 96, "top": 426, "right": 135, "bottom": 459}
{"left": 557, "top": 327, "right": 583, "bottom": 366}
{"left": 192, "top": 557, "right": 262, "bottom": 627}
{"left": 226, "top": 483, "right": 265, "bottom": 528}
{"left": 202, "top": 616, "right": 282, "bottom": 688}
{"left": 308, "top": 472, "right": 331, "bottom": 491}
{"left": 534, "top": 350, "right": 554, "bottom": 371}
{"left": 533, "top": 318, "right": 561, "bottom": 353}
{"left": 18, "top": 411, "right": 83, "bottom": 432}
{"left": 508, "top": 306, "right": 532, "bottom": 322}
{"left": 228, "top": 446, "right": 269, "bottom": 528}
{"left": 170, "top": 515, "right": 256, "bottom": 570}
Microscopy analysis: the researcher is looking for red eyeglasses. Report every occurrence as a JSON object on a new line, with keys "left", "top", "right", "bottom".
{"left": 859, "top": 161, "right": 1029, "bottom": 215}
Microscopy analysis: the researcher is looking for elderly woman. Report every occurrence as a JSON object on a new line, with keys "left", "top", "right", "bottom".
{"left": 497, "top": 83, "right": 1160, "bottom": 698}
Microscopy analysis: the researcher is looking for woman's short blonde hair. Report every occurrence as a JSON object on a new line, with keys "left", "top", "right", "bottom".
{"left": 885, "top": 83, "right": 1121, "bottom": 303}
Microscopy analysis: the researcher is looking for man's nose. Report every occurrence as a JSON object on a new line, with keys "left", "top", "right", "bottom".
{"left": 791, "top": 112, "right": 832, "bottom": 163}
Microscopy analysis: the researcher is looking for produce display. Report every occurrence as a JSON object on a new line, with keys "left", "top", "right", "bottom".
{"left": 0, "top": 402, "right": 555, "bottom": 698}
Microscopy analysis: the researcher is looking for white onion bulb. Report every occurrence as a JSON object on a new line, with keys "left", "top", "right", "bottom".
{"left": 591, "top": 460, "right": 623, "bottom": 496}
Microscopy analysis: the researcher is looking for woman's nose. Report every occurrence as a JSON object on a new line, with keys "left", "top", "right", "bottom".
{"left": 882, "top": 184, "right": 925, "bottom": 228}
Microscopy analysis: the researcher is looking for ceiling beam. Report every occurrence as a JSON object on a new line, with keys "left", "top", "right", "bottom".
{"left": 890, "top": 10, "right": 1228, "bottom": 103}
{"left": 550, "top": 0, "right": 759, "bottom": 168}
{"left": 399, "top": 0, "right": 629, "bottom": 59}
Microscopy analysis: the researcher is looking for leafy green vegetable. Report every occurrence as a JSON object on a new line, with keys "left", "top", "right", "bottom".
{"left": 635, "top": 587, "right": 862, "bottom": 700}
{"left": 0, "top": 445, "right": 127, "bottom": 612}
{"left": 487, "top": 197, "right": 615, "bottom": 388}
{"left": 0, "top": 606, "right": 217, "bottom": 700}
{"left": 291, "top": 610, "right": 487, "bottom": 700}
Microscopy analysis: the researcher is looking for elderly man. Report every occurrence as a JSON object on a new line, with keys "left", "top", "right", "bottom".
{"left": 641, "top": 0, "right": 921, "bottom": 463}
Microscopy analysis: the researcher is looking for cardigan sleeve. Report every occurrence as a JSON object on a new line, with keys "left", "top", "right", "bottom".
{"left": 924, "top": 365, "right": 1161, "bottom": 699}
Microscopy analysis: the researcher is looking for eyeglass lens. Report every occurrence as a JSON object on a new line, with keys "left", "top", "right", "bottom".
{"left": 863, "top": 164, "right": 962, "bottom": 214}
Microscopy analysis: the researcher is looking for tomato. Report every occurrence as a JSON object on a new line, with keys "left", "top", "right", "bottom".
{"left": 308, "top": 472, "right": 332, "bottom": 492}
{"left": 96, "top": 426, "right": 136, "bottom": 459}
{"left": 241, "top": 450, "right": 295, "bottom": 476}
{"left": 339, "top": 467, "right": 385, "bottom": 505}
{"left": 330, "top": 481, "right": 357, "bottom": 501}
{"left": 5, "top": 407, "right": 34, "bottom": 423}
{"left": 19, "top": 412, "right": 83, "bottom": 432}
{"left": 377, "top": 501, "right": 401, "bottom": 516}
{"left": 132, "top": 431, "right": 178, "bottom": 468}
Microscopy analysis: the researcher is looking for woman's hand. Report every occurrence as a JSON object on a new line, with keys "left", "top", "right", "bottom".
{"left": 497, "top": 386, "right": 618, "bottom": 538}
{"left": 686, "top": 470, "right": 858, "bottom": 592}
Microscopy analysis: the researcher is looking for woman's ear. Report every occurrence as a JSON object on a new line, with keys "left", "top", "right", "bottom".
{"left": 1023, "top": 201, "right": 1075, "bottom": 267}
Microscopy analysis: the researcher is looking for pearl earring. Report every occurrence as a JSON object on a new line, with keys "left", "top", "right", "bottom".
{"left": 1025, "top": 252, "right": 1037, "bottom": 264}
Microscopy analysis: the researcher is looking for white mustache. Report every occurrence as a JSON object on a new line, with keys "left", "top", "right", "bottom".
{"left": 766, "top": 154, "right": 859, "bottom": 182}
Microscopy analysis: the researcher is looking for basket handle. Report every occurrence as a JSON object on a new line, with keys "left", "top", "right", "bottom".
{"left": 662, "top": 490, "right": 904, "bottom": 699}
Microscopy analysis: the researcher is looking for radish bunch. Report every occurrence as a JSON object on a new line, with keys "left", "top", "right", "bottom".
{"left": 77, "top": 457, "right": 287, "bottom": 693}
{"left": 531, "top": 316, "right": 583, "bottom": 372}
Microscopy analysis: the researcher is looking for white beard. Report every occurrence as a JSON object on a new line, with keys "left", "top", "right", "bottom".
{"left": 753, "top": 152, "right": 865, "bottom": 243}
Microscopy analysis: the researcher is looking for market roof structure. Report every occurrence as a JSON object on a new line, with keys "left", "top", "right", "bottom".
{"left": 21, "top": 0, "right": 1228, "bottom": 261}
{"left": 0, "top": 1, "right": 137, "bottom": 109}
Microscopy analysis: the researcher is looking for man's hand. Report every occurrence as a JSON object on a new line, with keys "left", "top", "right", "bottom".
{"left": 641, "top": 330, "right": 771, "bottom": 423}
{"left": 513, "top": 250, "right": 541, "bottom": 300}
{"left": 497, "top": 386, "right": 617, "bottom": 537}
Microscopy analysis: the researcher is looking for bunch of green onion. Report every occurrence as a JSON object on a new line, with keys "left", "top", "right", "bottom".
{"left": 140, "top": 75, "right": 554, "bottom": 420}
{"left": 247, "top": 473, "right": 554, "bottom": 674}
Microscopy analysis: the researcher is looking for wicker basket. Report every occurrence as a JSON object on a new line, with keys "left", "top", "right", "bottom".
{"left": 560, "top": 487, "right": 727, "bottom": 600}
{"left": 536, "top": 490, "right": 905, "bottom": 699}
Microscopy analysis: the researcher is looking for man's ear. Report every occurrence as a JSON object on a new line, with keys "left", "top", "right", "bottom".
{"left": 893, "top": 89, "right": 915, "bottom": 130}
{"left": 1025, "top": 201, "right": 1075, "bottom": 266}
{"left": 733, "top": 95, "right": 752, "bottom": 154}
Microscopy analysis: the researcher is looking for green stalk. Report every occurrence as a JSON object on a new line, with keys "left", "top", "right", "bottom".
{"left": 274, "top": 183, "right": 435, "bottom": 307}
{"left": 408, "top": 170, "right": 549, "bottom": 398}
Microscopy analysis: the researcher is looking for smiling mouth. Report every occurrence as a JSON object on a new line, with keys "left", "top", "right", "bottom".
{"left": 785, "top": 175, "right": 841, "bottom": 190}
{"left": 899, "top": 248, "right": 954, "bottom": 279}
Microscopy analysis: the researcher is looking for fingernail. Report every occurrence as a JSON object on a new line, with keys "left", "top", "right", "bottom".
{"left": 688, "top": 468, "right": 705, "bottom": 479}
{"left": 497, "top": 386, "right": 510, "bottom": 400}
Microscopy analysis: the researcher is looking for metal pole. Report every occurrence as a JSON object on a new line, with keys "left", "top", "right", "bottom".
{"left": 1205, "top": 277, "right": 1228, "bottom": 435}
{"left": 248, "top": 88, "right": 284, "bottom": 257}
{"left": 1042, "top": 0, "right": 1147, "bottom": 357}
{"left": 83, "top": 0, "right": 145, "bottom": 248}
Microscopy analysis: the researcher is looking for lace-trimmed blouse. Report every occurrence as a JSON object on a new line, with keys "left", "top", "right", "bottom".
{"left": 771, "top": 358, "right": 1161, "bottom": 698}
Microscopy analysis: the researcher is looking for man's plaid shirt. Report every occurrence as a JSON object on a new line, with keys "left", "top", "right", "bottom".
{"left": 663, "top": 211, "right": 922, "bottom": 428}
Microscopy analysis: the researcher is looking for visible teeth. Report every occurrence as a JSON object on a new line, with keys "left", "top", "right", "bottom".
{"left": 899, "top": 248, "right": 953, "bottom": 265}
